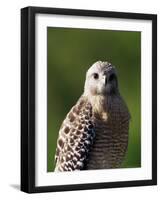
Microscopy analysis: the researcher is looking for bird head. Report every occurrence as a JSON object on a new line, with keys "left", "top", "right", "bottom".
{"left": 84, "top": 61, "right": 118, "bottom": 97}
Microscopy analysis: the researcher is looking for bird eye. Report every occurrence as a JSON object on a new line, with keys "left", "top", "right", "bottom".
{"left": 109, "top": 73, "right": 116, "bottom": 82}
{"left": 93, "top": 73, "right": 99, "bottom": 79}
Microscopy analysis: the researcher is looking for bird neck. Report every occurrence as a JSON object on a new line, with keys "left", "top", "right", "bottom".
{"left": 84, "top": 93, "right": 121, "bottom": 121}
{"left": 83, "top": 94, "right": 107, "bottom": 120}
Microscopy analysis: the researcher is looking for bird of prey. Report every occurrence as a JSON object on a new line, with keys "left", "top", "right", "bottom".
{"left": 54, "top": 61, "right": 130, "bottom": 171}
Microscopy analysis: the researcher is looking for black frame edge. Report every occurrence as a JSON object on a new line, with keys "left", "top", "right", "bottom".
{"left": 21, "top": 7, "right": 36, "bottom": 193}
{"left": 23, "top": 6, "right": 156, "bottom": 19}
{"left": 21, "top": 7, "right": 29, "bottom": 193}
{"left": 32, "top": 180, "right": 155, "bottom": 193}
{"left": 152, "top": 14, "right": 157, "bottom": 185}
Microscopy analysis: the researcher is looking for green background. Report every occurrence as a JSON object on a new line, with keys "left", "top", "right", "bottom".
{"left": 47, "top": 27, "right": 141, "bottom": 172}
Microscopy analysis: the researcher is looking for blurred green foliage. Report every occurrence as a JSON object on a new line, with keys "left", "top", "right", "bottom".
{"left": 47, "top": 27, "right": 141, "bottom": 172}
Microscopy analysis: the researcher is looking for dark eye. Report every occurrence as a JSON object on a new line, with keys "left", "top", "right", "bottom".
{"left": 109, "top": 73, "right": 116, "bottom": 82}
{"left": 93, "top": 73, "right": 99, "bottom": 79}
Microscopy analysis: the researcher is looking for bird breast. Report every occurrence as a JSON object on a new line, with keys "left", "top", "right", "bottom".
{"left": 85, "top": 96, "right": 130, "bottom": 170}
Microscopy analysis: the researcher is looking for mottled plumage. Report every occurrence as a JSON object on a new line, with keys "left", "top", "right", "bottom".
{"left": 55, "top": 61, "right": 130, "bottom": 171}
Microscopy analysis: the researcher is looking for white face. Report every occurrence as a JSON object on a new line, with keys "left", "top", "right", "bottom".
{"left": 84, "top": 61, "right": 118, "bottom": 96}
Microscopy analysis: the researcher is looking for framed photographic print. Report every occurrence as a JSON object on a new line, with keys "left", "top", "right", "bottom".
{"left": 21, "top": 6, "right": 157, "bottom": 193}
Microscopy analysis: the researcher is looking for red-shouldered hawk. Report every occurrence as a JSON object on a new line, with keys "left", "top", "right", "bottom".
{"left": 54, "top": 61, "right": 130, "bottom": 171}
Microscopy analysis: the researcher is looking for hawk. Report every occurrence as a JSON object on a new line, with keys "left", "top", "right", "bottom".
{"left": 54, "top": 61, "right": 130, "bottom": 171}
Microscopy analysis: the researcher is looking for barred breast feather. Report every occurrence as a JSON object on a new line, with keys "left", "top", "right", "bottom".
{"left": 85, "top": 95, "right": 130, "bottom": 169}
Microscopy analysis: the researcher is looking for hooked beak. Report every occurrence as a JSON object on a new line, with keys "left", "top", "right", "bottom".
{"left": 103, "top": 75, "right": 108, "bottom": 86}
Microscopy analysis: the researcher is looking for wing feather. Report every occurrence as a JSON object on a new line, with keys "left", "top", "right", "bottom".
{"left": 55, "top": 96, "right": 95, "bottom": 171}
